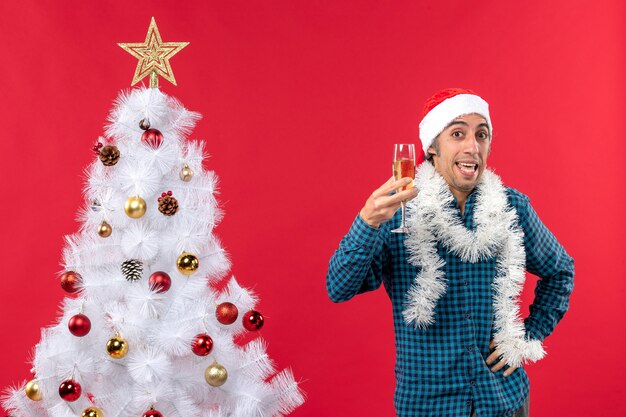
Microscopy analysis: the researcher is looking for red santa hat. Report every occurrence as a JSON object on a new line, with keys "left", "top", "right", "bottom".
{"left": 418, "top": 88, "right": 492, "bottom": 158}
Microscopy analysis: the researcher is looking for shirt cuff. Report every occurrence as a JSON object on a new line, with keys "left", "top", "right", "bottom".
{"left": 524, "top": 318, "right": 546, "bottom": 342}
{"left": 345, "top": 213, "right": 383, "bottom": 248}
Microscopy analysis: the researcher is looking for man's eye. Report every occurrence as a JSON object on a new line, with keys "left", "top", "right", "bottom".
{"left": 452, "top": 131, "right": 463, "bottom": 138}
{"left": 477, "top": 132, "right": 489, "bottom": 140}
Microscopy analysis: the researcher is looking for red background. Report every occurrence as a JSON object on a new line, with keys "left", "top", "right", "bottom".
{"left": 0, "top": 1, "right": 624, "bottom": 416}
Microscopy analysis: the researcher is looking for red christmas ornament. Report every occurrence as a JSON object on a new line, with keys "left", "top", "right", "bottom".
{"left": 59, "top": 379, "right": 82, "bottom": 402}
{"left": 148, "top": 271, "right": 171, "bottom": 293}
{"left": 143, "top": 409, "right": 163, "bottom": 417}
{"left": 191, "top": 333, "right": 214, "bottom": 356}
{"left": 216, "top": 302, "right": 238, "bottom": 325}
{"left": 68, "top": 314, "right": 91, "bottom": 337}
{"left": 141, "top": 128, "right": 163, "bottom": 148}
{"left": 60, "top": 271, "right": 82, "bottom": 294}
{"left": 242, "top": 310, "right": 264, "bottom": 331}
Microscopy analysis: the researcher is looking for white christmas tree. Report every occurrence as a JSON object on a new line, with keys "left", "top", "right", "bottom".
{"left": 2, "top": 19, "right": 304, "bottom": 417}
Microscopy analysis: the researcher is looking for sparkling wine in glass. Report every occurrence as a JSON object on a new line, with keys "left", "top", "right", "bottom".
{"left": 391, "top": 143, "right": 415, "bottom": 233}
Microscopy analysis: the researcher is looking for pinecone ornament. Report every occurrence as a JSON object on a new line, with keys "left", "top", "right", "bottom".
{"left": 158, "top": 191, "right": 178, "bottom": 216}
{"left": 99, "top": 145, "right": 120, "bottom": 166}
{"left": 121, "top": 259, "right": 143, "bottom": 282}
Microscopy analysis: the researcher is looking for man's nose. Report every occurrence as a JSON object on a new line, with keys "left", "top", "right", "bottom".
{"left": 463, "top": 133, "right": 480, "bottom": 153}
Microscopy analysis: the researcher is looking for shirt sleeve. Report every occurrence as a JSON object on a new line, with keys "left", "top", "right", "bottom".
{"left": 519, "top": 197, "right": 575, "bottom": 341}
{"left": 326, "top": 213, "right": 390, "bottom": 303}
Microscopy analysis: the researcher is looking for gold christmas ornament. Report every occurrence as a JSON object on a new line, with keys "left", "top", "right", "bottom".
{"left": 97, "top": 221, "right": 113, "bottom": 237}
{"left": 204, "top": 362, "right": 228, "bottom": 387}
{"left": 124, "top": 196, "right": 147, "bottom": 218}
{"left": 82, "top": 407, "right": 104, "bottom": 417}
{"left": 176, "top": 252, "right": 199, "bottom": 275}
{"left": 180, "top": 164, "right": 193, "bottom": 182}
{"left": 25, "top": 379, "right": 42, "bottom": 401}
{"left": 106, "top": 335, "right": 129, "bottom": 359}
{"left": 118, "top": 17, "right": 189, "bottom": 88}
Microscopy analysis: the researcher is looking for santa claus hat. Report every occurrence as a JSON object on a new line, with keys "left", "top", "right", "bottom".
{"left": 419, "top": 88, "right": 492, "bottom": 158}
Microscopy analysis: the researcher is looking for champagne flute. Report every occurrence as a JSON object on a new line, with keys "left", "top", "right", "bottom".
{"left": 391, "top": 143, "right": 416, "bottom": 234}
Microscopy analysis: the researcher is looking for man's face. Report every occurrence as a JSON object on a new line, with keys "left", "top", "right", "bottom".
{"left": 428, "top": 113, "right": 491, "bottom": 196}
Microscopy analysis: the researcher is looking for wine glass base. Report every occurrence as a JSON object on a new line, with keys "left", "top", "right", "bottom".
{"left": 391, "top": 226, "right": 409, "bottom": 234}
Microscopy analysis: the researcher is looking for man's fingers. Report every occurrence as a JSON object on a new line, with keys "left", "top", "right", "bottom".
{"left": 375, "top": 177, "right": 414, "bottom": 197}
{"left": 503, "top": 366, "right": 518, "bottom": 377}
{"left": 486, "top": 349, "right": 501, "bottom": 365}
{"left": 381, "top": 188, "right": 418, "bottom": 206}
{"left": 490, "top": 359, "right": 506, "bottom": 373}
{"left": 489, "top": 340, "right": 496, "bottom": 349}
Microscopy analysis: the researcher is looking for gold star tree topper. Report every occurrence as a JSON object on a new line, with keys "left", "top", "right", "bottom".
{"left": 118, "top": 17, "right": 189, "bottom": 88}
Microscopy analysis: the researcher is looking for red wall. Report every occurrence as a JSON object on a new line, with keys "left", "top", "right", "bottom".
{"left": 0, "top": 1, "right": 624, "bottom": 416}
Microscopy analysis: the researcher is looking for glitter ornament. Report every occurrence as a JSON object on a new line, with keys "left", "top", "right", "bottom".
{"left": 179, "top": 164, "right": 193, "bottom": 182}
{"left": 25, "top": 380, "right": 42, "bottom": 401}
{"left": 81, "top": 408, "right": 103, "bottom": 417}
{"left": 106, "top": 335, "right": 129, "bottom": 359}
{"left": 58, "top": 379, "right": 82, "bottom": 402}
{"left": 124, "top": 196, "right": 147, "bottom": 218}
{"left": 204, "top": 362, "right": 228, "bottom": 387}
{"left": 97, "top": 221, "right": 112, "bottom": 237}
{"left": 176, "top": 252, "right": 199, "bottom": 275}
{"left": 216, "top": 302, "right": 238, "bottom": 325}
{"left": 191, "top": 333, "right": 213, "bottom": 356}
{"left": 68, "top": 314, "right": 91, "bottom": 337}
{"left": 242, "top": 310, "right": 264, "bottom": 331}
{"left": 60, "top": 271, "right": 81, "bottom": 294}
{"left": 148, "top": 271, "right": 171, "bottom": 293}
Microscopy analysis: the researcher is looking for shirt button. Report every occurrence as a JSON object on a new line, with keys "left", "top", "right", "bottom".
{"left": 467, "top": 345, "right": 474, "bottom": 352}
{"left": 470, "top": 380, "right": 476, "bottom": 386}
{"left": 463, "top": 281, "right": 469, "bottom": 286}
{"left": 466, "top": 400, "right": 472, "bottom": 407}
{"left": 465, "top": 312, "right": 471, "bottom": 319}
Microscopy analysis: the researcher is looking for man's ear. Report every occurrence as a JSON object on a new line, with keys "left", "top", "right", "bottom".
{"left": 427, "top": 146, "right": 437, "bottom": 158}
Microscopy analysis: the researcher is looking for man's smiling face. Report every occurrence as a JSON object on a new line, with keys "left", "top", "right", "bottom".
{"left": 428, "top": 113, "right": 491, "bottom": 197}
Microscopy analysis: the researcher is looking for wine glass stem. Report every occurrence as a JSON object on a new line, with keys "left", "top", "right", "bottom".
{"left": 401, "top": 200, "right": 406, "bottom": 228}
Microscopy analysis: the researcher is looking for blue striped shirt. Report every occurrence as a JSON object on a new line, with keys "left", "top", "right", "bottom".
{"left": 327, "top": 187, "right": 574, "bottom": 417}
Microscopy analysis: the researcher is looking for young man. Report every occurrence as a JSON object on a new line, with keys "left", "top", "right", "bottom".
{"left": 326, "top": 88, "right": 574, "bottom": 417}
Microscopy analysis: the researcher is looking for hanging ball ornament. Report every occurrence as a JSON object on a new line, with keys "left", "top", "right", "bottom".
{"left": 81, "top": 408, "right": 103, "bottom": 417}
{"left": 176, "top": 252, "right": 199, "bottom": 275}
{"left": 191, "top": 333, "right": 214, "bottom": 356}
{"left": 141, "top": 128, "right": 164, "bottom": 148}
{"left": 68, "top": 314, "right": 91, "bottom": 337}
{"left": 242, "top": 310, "right": 264, "bottom": 331}
{"left": 25, "top": 379, "right": 43, "bottom": 401}
{"left": 106, "top": 335, "right": 129, "bottom": 359}
{"left": 139, "top": 118, "right": 151, "bottom": 130}
{"left": 58, "top": 379, "right": 82, "bottom": 402}
{"left": 148, "top": 271, "right": 171, "bottom": 293}
{"left": 179, "top": 164, "right": 193, "bottom": 182}
{"left": 97, "top": 221, "right": 112, "bottom": 238}
{"left": 60, "top": 271, "right": 82, "bottom": 294}
{"left": 124, "top": 196, "right": 147, "bottom": 219}
{"left": 204, "top": 362, "right": 228, "bottom": 387}
{"left": 142, "top": 409, "right": 163, "bottom": 417}
{"left": 216, "top": 302, "right": 239, "bottom": 325}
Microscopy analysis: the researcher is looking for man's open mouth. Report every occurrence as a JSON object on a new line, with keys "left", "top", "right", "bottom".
{"left": 455, "top": 162, "right": 478, "bottom": 176}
